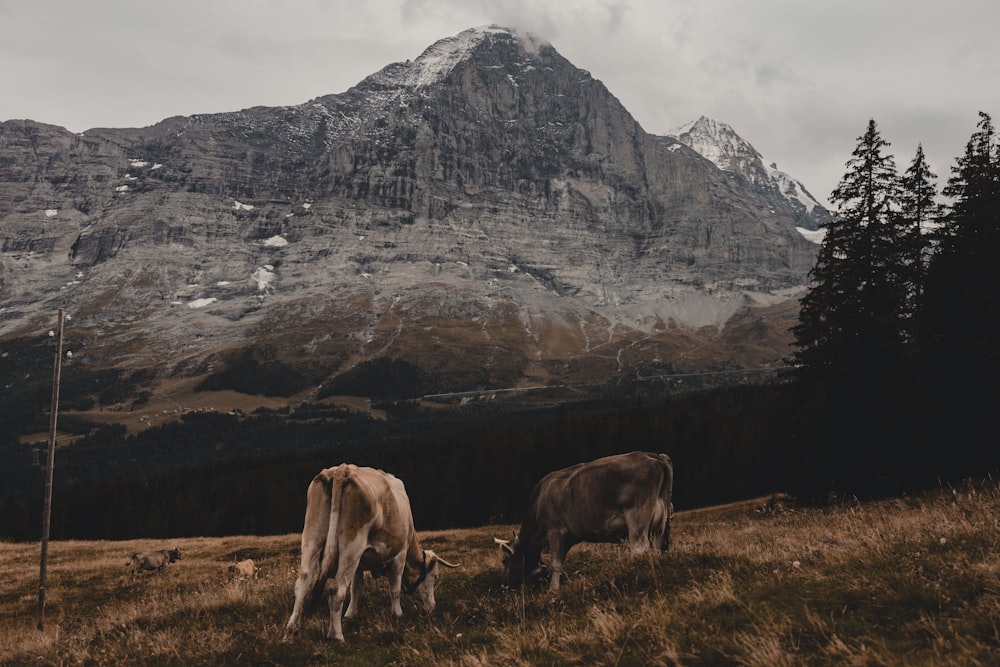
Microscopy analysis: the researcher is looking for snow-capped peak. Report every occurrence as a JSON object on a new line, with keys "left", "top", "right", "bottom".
{"left": 370, "top": 25, "right": 548, "bottom": 90}
{"left": 668, "top": 116, "right": 762, "bottom": 174}
{"left": 667, "top": 116, "right": 823, "bottom": 214}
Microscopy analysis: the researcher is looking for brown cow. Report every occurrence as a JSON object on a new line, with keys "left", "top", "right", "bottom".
{"left": 227, "top": 558, "right": 260, "bottom": 581}
{"left": 283, "top": 464, "right": 459, "bottom": 641}
{"left": 125, "top": 547, "right": 183, "bottom": 581}
{"left": 494, "top": 451, "right": 673, "bottom": 591}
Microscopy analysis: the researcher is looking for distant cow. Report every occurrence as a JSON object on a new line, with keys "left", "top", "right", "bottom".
{"left": 228, "top": 559, "right": 260, "bottom": 581}
{"left": 126, "top": 547, "right": 183, "bottom": 581}
{"left": 494, "top": 451, "right": 673, "bottom": 591}
{"left": 284, "top": 464, "right": 459, "bottom": 641}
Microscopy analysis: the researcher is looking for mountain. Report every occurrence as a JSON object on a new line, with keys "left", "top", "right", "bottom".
{"left": 668, "top": 115, "right": 832, "bottom": 230}
{"left": 0, "top": 26, "right": 821, "bottom": 426}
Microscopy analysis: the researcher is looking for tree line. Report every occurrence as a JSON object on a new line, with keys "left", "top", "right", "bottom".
{"left": 0, "top": 383, "right": 800, "bottom": 540}
{"left": 791, "top": 112, "right": 999, "bottom": 500}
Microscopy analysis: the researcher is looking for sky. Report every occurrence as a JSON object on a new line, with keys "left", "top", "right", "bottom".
{"left": 2, "top": 0, "right": 999, "bottom": 208}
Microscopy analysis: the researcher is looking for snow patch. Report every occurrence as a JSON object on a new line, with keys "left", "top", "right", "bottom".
{"left": 383, "top": 26, "right": 545, "bottom": 90}
{"left": 188, "top": 298, "right": 217, "bottom": 309}
{"left": 262, "top": 235, "right": 289, "bottom": 248}
{"left": 129, "top": 159, "right": 149, "bottom": 167}
{"left": 766, "top": 163, "right": 818, "bottom": 212}
{"left": 797, "top": 226, "right": 826, "bottom": 244}
{"left": 233, "top": 200, "right": 254, "bottom": 211}
{"left": 251, "top": 265, "right": 275, "bottom": 291}
{"left": 115, "top": 185, "right": 129, "bottom": 192}
{"left": 45, "top": 209, "right": 58, "bottom": 217}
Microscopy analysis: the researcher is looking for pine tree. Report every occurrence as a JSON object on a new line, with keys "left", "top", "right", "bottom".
{"left": 921, "top": 112, "right": 1000, "bottom": 475}
{"left": 794, "top": 119, "right": 905, "bottom": 379}
{"left": 897, "top": 144, "right": 939, "bottom": 340}
{"left": 926, "top": 112, "right": 1000, "bottom": 351}
{"left": 792, "top": 119, "right": 917, "bottom": 499}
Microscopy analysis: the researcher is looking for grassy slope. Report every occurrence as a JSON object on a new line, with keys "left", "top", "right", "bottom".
{"left": 2, "top": 483, "right": 998, "bottom": 666}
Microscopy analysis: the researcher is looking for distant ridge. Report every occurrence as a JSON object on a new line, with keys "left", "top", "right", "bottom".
{"left": 668, "top": 115, "right": 831, "bottom": 230}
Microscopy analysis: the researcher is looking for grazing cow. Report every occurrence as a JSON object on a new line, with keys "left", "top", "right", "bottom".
{"left": 284, "top": 464, "right": 459, "bottom": 641}
{"left": 125, "top": 547, "right": 183, "bottom": 581}
{"left": 494, "top": 451, "right": 673, "bottom": 591}
{"left": 228, "top": 558, "right": 260, "bottom": 581}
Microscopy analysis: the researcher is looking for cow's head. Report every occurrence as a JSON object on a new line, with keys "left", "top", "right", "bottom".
{"left": 404, "top": 549, "right": 459, "bottom": 613}
{"left": 493, "top": 534, "right": 545, "bottom": 588}
{"left": 168, "top": 548, "right": 183, "bottom": 563}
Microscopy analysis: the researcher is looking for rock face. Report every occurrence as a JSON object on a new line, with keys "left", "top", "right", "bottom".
{"left": 667, "top": 115, "right": 832, "bottom": 230}
{"left": 0, "top": 26, "right": 820, "bottom": 404}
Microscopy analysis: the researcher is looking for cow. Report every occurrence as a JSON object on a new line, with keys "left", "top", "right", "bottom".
{"left": 227, "top": 558, "right": 260, "bottom": 581}
{"left": 125, "top": 547, "right": 183, "bottom": 581}
{"left": 283, "top": 464, "right": 459, "bottom": 641}
{"left": 494, "top": 451, "right": 673, "bottom": 591}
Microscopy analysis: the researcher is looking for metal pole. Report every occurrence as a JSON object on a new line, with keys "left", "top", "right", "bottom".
{"left": 38, "top": 307, "right": 64, "bottom": 631}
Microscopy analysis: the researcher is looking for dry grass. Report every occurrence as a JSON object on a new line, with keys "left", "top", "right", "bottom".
{"left": 2, "top": 481, "right": 999, "bottom": 665}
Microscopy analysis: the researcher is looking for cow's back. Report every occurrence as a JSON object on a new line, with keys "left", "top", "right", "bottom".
{"left": 533, "top": 451, "right": 671, "bottom": 539}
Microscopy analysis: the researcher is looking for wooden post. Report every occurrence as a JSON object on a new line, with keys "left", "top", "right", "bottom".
{"left": 38, "top": 307, "right": 64, "bottom": 631}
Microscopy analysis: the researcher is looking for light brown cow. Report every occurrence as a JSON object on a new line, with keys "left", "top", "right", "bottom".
{"left": 495, "top": 451, "right": 673, "bottom": 591}
{"left": 227, "top": 558, "right": 259, "bottom": 581}
{"left": 283, "top": 464, "right": 459, "bottom": 641}
{"left": 125, "top": 547, "right": 183, "bottom": 581}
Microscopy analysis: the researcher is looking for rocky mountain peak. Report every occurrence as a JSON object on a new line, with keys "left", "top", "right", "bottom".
{"left": 357, "top": 25, "right": 551, "bottom": 92}
{"left": 668, "top": 115, "right": 830, "bottom": 227}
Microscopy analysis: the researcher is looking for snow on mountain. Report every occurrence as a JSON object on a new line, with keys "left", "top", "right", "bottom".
{"left": 667, "top": 116, "right": 826, "bottom": 219}
{"left": 366, "top": 25, "right": 545, "bottom": 90}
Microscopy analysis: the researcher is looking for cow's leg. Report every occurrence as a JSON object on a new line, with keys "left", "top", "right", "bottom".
{"left": 624, "top": 506, "right": 654, "bottom": 553}
{"left": 547, "top": 530, "right": 567, "bottom": 592}
{"left": 387, "top": 551, "right": 407, "bottom": 618}
{"left": 328, "top": 544, "right": 366, "bottom": 641}
{"left": 661, "top": 514, "right": 672, "bottom": 551}
{"left": 286, "top": 542, "right": 325, "bottom": 637}
{"left": 648, "top": 499, "right": 669, "bottom": 552}
{"left": 344, "top": 568, "right": 365, "bottom": 619}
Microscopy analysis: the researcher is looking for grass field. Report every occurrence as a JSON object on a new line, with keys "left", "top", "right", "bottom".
{"left": 2, "top": 481, "right": 998, "bottom": 665}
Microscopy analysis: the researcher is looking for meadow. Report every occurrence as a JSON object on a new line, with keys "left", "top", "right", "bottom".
{"left": 2, "top": 481, "right": 998, "bottom": 666}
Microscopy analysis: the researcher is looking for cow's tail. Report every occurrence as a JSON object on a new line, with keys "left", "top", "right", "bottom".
{"left": 656, "top": 453, "right": 674, "bottom": 551}
{"left": 305, "top": 465, "right": 350, "bottom": 610}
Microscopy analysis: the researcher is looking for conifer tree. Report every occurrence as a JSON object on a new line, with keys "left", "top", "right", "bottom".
{"left": 794, "top": 119, "right": 904, "bottom": 379}
{"left": 792, "top": 119, "right": 914, "bottom": 498}
{"left": 897, "top": 144, "right": 939, "bottom": 339}
{"left": 922, "top": 112, "right": 1000, "bottom": 473}
{"left": 926, "top": 112, "right": 999, "bottom": 348}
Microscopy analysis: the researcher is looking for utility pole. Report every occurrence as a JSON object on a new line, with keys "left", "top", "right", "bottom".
{"left": 38, "top": 307, "right": 64, "bottom": 631}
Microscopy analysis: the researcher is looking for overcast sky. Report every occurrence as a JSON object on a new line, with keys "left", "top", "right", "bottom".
{"left": 2, "top": 0, "right": 999, "bottom": 207}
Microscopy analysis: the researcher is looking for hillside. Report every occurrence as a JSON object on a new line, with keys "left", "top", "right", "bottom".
{"left": 3, "top": 483, "right": 998, "bottom": 665}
